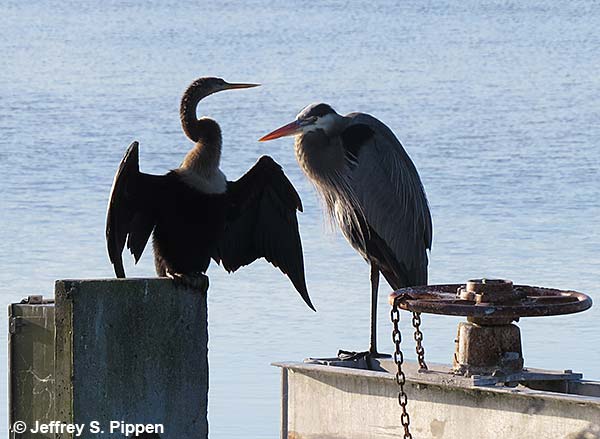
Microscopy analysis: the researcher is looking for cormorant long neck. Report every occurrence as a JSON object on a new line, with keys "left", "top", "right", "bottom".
{"left": 180, "top": 78, "right": 222, "bottom": 143}
{"left": 180, "top": 119, "right": 222, "bottom": 174}
{"left": 179, "top": 78, "right": 223, "bottom": 173}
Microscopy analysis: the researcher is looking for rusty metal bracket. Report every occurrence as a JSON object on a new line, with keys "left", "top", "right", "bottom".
{"left": 19, "top": 295, "right": 54, "bottom": 305}
{"left": 9, "top": 316, "right": 24, "bottom": 334}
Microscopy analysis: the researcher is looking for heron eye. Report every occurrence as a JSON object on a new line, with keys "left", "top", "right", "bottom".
{"left": 299, "top": 117, "right": 316, "bottom": 126}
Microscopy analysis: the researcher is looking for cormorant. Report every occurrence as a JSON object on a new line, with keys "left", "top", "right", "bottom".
{"left": 106, "top": 77, "right": 314, "bottom": 310}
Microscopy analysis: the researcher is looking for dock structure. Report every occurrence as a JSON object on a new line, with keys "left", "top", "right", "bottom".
{"left": 9, "top": 278, "right": 209, "bottom": 439}
{"left": 275, "top": 359, "right": 600, "bottom": 439}
{"left": 276, "top": 279, "right": 599, "bottom": 439}
{"left": 8, "top": 276, "right": 599, "bottom": 438}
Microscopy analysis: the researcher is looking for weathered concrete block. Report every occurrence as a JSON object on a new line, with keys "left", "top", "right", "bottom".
{"left": 9, "top": 300, "right": 56, "bottom": 435}
{"left": 54, "top": 278, "right": 208, "bottom": 439}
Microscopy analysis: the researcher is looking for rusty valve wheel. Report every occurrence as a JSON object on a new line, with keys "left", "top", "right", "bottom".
{"left": 389, "top": 278, "right": 592, "bottom": 322}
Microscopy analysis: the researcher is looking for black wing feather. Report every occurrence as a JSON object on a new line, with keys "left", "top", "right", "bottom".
{"left": 126, "top": 211, "right": 156, "bottom": 263}
{"left": 218, "top": 156, "right": 314, "bottom": 311}
{"left": 105, "top": 141, "right": 164, "bottom": 277}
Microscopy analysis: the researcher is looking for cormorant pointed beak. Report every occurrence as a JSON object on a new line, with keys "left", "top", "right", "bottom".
{"left": 223, "top": 82, "right": 261, "bottom": 90}
{"left": 259, "top": 120, "right": 302, "bottom": 142}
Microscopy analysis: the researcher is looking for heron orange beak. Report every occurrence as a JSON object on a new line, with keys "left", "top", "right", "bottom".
{"left": 223, "top": 82, "right": 261, "bottom": 90}
{"left": 259, "top": 120, "right": 302, "bottom": 142}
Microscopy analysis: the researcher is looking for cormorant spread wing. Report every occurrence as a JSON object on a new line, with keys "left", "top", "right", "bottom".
{"left": 217, "top": 156, "right": 314, "bottom": 310}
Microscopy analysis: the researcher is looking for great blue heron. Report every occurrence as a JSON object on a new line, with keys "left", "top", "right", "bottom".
{"left": 106, "top": 77, "right": 315, "bottom": 310}
{"left": 260, "top": 103, "right": 432, "bottom": 356}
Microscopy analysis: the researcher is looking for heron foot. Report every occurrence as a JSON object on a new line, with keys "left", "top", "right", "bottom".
{"left": 336, "top": 349, "right": 391, "bottom": 370}
{"left": 305, "top": 350, "right": 390, "bottom": 371}
{"left": 166, "top": 271, "right": 207, "bottom": 291}
{"left": 337, "top": 349, "right": 391, "bottom": 361}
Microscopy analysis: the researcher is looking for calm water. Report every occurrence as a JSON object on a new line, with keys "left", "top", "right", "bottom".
{"left": 1, "top": 1, "right": 599, "bottom": 437}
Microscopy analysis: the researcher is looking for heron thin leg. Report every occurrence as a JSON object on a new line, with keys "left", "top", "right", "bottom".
{"left": 331, "top": 264, "right": 388, "bottom": 366}
{"left": 369, "top": 263, "right": 380, "bottom": 355}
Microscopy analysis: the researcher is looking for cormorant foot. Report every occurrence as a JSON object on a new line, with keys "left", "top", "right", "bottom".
{"left": 166, "top": 271, "right": 207, "bottom": 291}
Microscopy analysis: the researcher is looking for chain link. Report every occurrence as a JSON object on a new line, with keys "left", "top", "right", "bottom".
{"left": 412, "top": 311, "right": 428, "bottom": 370}
{"left": 391, "top": 303, "right": 413, "bottom": 439}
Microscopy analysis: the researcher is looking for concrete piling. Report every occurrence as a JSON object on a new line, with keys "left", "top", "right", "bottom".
{"left": 10, "top": 278, "right": 209, "bottom": 439}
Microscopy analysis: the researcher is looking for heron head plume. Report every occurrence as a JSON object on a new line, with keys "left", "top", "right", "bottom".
{"left": 259, "top": 103, "right": 341, "bottom": 141}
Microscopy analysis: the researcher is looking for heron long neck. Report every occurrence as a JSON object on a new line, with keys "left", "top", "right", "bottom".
{"left": 179, "top": 79, "right": 222, "bottom": 173}
{"left": 295, "top": 130, "right": 347, "bottom": 220}
{"left": 294, "top": 131, "right": 345, "bottom": 185}
{"left": 295, "top": 130, "right": 367, "bottom": 248}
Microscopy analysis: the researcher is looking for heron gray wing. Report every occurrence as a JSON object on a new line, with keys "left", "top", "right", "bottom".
{"left": 342, "top": 113, "right": 433, "bottom": 287}
{"left": 106, "top": 141, "right": 165, "bottom": 277}
{"left": 218, "top": 156, "right": 315, "bottom": 311}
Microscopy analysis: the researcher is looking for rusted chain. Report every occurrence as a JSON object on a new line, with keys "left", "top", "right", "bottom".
{"left": 412, "top": 311, "right": 428, "bottom": 370}
{"left": 391, "top": 303, "right": 412, "bottom": 439}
